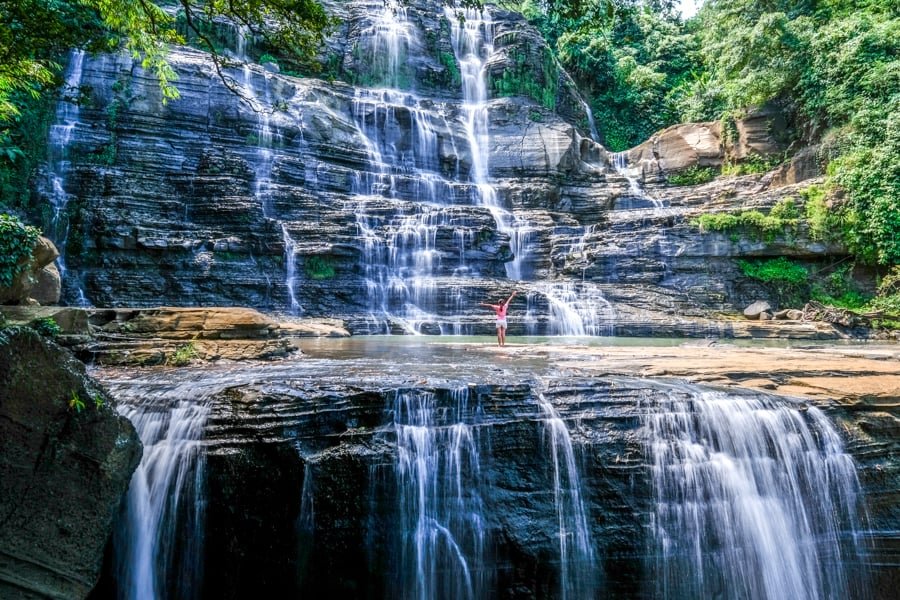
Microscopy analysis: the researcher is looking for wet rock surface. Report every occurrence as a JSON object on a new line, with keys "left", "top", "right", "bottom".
{"left": 0, "top": 306, "right": 351, "bottom": 365}
{"left": 91, "top": 339, "right": 899, "bottom": 598}
{"left": 0, "top": 328, "right": 141, "bottom": 599}
{"left": 35, "top": 1, "right": 851, "bottom": 336}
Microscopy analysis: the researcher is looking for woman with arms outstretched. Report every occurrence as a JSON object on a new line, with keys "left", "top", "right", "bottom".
{"left": 480, "top": 291, "right": 517, "bottom": 346}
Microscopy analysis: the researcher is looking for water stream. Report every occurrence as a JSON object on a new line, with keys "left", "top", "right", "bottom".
{"left": 644, "top": 382, "right": 868, "bottom": 599}
{"left": 92, "top": 342, "right": 879, "bottom": 599}
{"left": 109, "top": 375, "right": 211, "bottom": 600}
{"left": 446, "top": 6, "right": 533, "bottom": 282}
{"left": 536, "top": 393, "right": 598, "bottom": 600}
{"left": 391, "top": 388, "right": 489, "bottom": 600}
{"left": 45, "top": 49, "right": 90, "bottom": 305}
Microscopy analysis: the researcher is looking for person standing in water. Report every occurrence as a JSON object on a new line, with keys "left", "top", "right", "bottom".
{"left": 480, "top": 291, "right": 517, "bottom": 346}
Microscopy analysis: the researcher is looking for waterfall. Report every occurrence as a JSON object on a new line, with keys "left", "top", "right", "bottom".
{"left": 645, "top": 384, "right": 869, "bottom": 600}
{"left": 535, "top": 393, "right": 598, "bottom": 599}
{"left": 391, "top": 388, "right": 488, "bottom": 600}
{"left": 281, "top": 223, "right": 301, "bottom": 315}
{"left": 114, "top": 400, "right": 209, "bottom": 599}
{"left": 446, "top": 6, "right": 533, "bottom": 282}
{"left": 295, "top": 462, "right": 316, "bottom": 578}
{"left": 349, "top": 3, "right": 476, "bottom": 334}
{"left": 45, "top": 49, "right": 90, "bottom": 305}
{"left": 235, "top": 27, "right": 290, "bottom": 308}
{"left": 99, "top": 369, "right": 224, "bottom": 599}
{"left": 539, "top": 281, "right": 616, "bottom": 336}
{"left": 610, "top": 151, "right": 665, "bottom": 212}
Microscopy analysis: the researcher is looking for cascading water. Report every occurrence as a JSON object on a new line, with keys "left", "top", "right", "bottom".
{"left": 234, "top": 28, "right": 298, "bottom": 312}
{"left": 348, "top": 3, "right": 478, "bottom": 333}
{"left": 390, "top": 388, "right": 489, "bottom": 600}
{"left": 45, "top": 49, "right": 90, "bottom": 305}
{"left": 111, "top": 386, "right": 210, "bottom": 599}
{"left": 610, "top": 151, "right": 665, "bottom": 212}
{"left": 539, "top": 282, "right": 616, "bottom": 336}
{"left": 446, "top": 6, "right": 532, "bottom": 282}
{"left": 281, "top": 223, "right": 301, "bottom": 314}
{"left": 644, "top": 383, "right": 868, "bottom": 600}
{"left": 535, "top": 393, "right": 598, "bottom": 599}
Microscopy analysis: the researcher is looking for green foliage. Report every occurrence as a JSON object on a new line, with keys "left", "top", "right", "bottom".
{"left": 304, "top": 255, "right": 334, "bottom": 280}
{"left": 1, "top": 1, "right": 333, "bottom": 126}
{"left": 515, "top": 0, "right": 701, "bottom": 149}
{"left": 439, "top": 51, "right": 461, "bottom": 88}
{"left": 828, "top": 99, "right": 900, "bottom": 265}
{"left": 684, "top": 0, "right": 900, "bottom": 267}
{"left": 810, "top": 264, "right": 869, "bottom": 309}
{"left": 29, "top": 317, "right": 62, "bottom": 338}
{"left": 739, "top": 257, "right": 810, "bottom": 307}
{"left": 491, "top": 45, "right": 558, "bottom": 110}
{"left": 692, "top": 198, "right": 799, "bottom": 242}
{"left": 865, "top": 266, "right": 900, "bottom": 327}
{"left": 0, "top": 88, "right": 55, "bottom": 212}
{"left": 666, "top": 165, "right": 717, "bottom": 186}
{"left": 258, "top": 53, "right": 279, "bottom": 66}
{"left": 93, "top": 393, "right": 105, "bottom": 409}
{"left": 167, "top": 341, "right": 199, "bottom": 366}
{"left": 720, "top": 154, "right": 783, "bottom": 176}
{"left": 69, "top": 390, "right": 85, "bottom": 413}
{"left": 801, "top": 184, "right": 831, "bottom": 241}
{"left": 0, "top": 213, "right": 40, "bottom": 288}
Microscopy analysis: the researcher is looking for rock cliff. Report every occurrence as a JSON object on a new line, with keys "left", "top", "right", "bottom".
{"left": 36, "top": 0, "right": 847, "bottom": 335}
{"left": 89, "top": 340, "right": 898, "bottom": 598}
{"left": 0, "top": 328, "right": 142, "bottom": 599}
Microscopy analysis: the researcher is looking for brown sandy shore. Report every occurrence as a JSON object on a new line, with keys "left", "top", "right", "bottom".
{"left": 469, "top": 341, "right": 900, "bottom": 406}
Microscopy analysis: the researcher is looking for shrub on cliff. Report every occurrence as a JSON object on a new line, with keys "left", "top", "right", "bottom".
{"left": 739, "top": 257, "right": 810, "bottom": 308}
{"left": 0, "top": 213, "right": 39, "bottom": 288}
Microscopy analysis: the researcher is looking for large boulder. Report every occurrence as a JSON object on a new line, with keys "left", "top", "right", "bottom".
{"left": 0, "top": 328, "right": 142, "bottom": 599}
{"left": 743, "top": 300, "right": 772, "bottom": 319}
{"left": 0, "top": 236, "right": 61, "bottom": 306}
{"left": 626, "top": 122, "right": 724, "bottom": 181}
{"left": 731, "top": 104, "right": 789, "bottom": 160}
{"left": 618, "top": 106, "right": 790, "bottom": 182}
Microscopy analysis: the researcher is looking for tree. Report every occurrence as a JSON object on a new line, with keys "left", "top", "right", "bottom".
{"left": 0, "top": 0, "right": 332, "bottom": 123}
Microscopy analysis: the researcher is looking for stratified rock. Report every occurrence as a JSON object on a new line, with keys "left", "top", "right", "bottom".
{"left": 732, "top": 104, "right": 789, "bottom": 160}
{"left": 774, "top": 308, "right": 805, "bottom": 320}
{"left": 33, "top": 1, "right": 855, "bottom": 335}
{"left": 744, "top": 300, "right": 772, "bottom": 319}
{"left": 0, "top": 328, "right": 141, "bottom": 599}
{"left": 96, "top": 306, "right": 280, "bottom": 340}
{"left": 769, "top": 145, "right": 823, "bottom": 187}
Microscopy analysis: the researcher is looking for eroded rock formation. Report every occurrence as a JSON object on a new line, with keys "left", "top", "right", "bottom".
{"left": 0, "top": 328, "right": 141, "bottom": 599}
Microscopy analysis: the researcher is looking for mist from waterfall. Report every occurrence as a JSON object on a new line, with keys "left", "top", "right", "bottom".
{"left": 644, "top": 383, "right": 869, "bottom": 600}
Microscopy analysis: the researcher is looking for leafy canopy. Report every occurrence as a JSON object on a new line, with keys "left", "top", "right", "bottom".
{"left": 0, "top": 0, "right": 332, "bottom": 123}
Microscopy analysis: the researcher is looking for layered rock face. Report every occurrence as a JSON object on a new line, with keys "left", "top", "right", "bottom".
{"left": 91, "top": 352, "right": 893, "bottom": 599}
{"left": 0, "top": 328, "right": 141, "bottom": 599}
{"left": 38, "top": 0, "right": 842, "bottom": 334}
